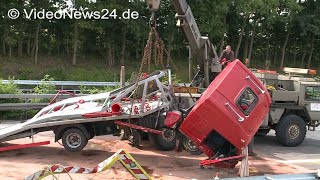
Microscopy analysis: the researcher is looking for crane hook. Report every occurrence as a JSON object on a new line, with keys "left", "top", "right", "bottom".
{"left": 147, "top": 0, "right": 160, "bottom": 11}
{"left": 149, "top": 11, "right": 156, "bottom": 28}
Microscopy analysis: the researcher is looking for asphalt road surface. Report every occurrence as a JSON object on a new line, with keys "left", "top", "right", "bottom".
{"left": 0, "top": 121, "right": 319, "bottom": 179}
{"left": 1, "top": 121, "right": 319, "bottom": 172}
{"left": 254, "top": 128, "right": 320, "bottom": 172}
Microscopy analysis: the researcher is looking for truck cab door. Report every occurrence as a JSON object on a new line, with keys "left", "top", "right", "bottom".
{"left": 301, "top": 84, "right": 320, "bottom": 121}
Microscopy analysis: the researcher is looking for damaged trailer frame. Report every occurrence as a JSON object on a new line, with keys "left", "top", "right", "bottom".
{"left": 0, "top": 71, "right": 179, "bottom": 152}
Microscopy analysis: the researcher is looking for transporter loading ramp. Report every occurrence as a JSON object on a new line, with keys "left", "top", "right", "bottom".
{"left": 0, "top": 71, "right": 175, "bottom": 144}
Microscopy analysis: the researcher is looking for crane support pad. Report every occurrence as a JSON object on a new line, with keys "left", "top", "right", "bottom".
{"left": 0, "top": 141, "right": 50, "bottom": 152}
{"left": 200, "top": 154, "right": 245, "bottom": 166}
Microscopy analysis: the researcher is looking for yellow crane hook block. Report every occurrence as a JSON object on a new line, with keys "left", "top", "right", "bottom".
{"left": 25, "top": 149, "right": 152, "bottom": 180}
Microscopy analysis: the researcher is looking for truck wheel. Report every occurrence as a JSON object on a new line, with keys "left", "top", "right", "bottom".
{"left": 182, "top": 137, "right": 203, "bottom": 155}
{"left": 149, "top": 128, "right": 176, "bottom": 151}
{"left": 128, "top": 129, "right": 141, "bottom": 148}
{"left": 62, "top": 128, "right": 88, "bottom": 152}
{"left": 275, "top": 114, "right": 306, "bottom": 147}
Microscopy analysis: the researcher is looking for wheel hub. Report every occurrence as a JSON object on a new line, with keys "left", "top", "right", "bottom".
{"left": 66, "top": 133, "right": 81, "bottom": 148}
{"left": 184, "top": 139, "right": 198, "bottom": 152}
{"left": 288, "top": 124, "right": 300, "bottom": 139}
{"left": 162, "top": 129, "right": 175, "bottom": 142}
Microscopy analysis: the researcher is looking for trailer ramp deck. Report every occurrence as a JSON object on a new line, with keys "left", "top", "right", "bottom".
{"left": 0, "top": 71, "right": 175, "bottom": 143}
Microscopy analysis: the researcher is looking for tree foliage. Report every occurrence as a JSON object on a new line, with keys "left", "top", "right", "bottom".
{"left": 0, "top": 0, "right": 319, "bottom": 74}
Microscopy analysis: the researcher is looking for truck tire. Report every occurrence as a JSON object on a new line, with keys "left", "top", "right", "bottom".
{"left": 182, "top": 137, "right": 203, "bottom": 155}
{"left": 149, "top": 128, "right": 176, "bottom": 151}
{"left": 62, "top": 128, "right": 88, "bottom": 152}
{"left": 129, "top": 129, "right": 141, "bottom": 148}
{"left": 275, "top": 114, "right": 306, "bottom": 147}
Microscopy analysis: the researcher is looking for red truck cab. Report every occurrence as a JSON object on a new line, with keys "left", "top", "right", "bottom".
{"left": 179, "top": 60, "right": 271, "bottom": 158}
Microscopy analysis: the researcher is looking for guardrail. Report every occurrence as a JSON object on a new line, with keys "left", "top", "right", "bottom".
{"left": 1, "top": 80, "right": 191, "bottom": 94}
{"left": 0, "top": 103, "right": 49, "bottom": 111}
{"left": 2, "top": 80, "right": 120, "bottom": 86}
{"left": 1, "top": 80, "right": 189, "bottom": 87}
{"left": 1, "top": 80, "right": 123, "bottom": 94}
{"left": 0, "top": 94, "right": 89, "bottom": 99}
{"left": 0, "top": 78, "right": 192, "bottom": 111}
{"left": 1, "top": 80, "right": 121, "bottom": 87}
{"left": 0, "top": 94, "right": 88, "bottom": 111}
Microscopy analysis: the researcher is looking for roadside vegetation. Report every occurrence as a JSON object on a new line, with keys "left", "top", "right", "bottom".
{"left": 0, "top": 0, "right": 319, "bottom": 79}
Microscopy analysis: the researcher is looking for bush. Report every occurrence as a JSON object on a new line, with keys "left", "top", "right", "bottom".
{"left": 34, "top": 75, "right": 56, "bottom": 94}
{"left": 80, "top": 85, "right": 119, "bottom": 94}
{"left": 32, "top": 75, "right": 56, "bottom": 103}
{"left": 0, "top": 77, "right": 26, "bottom": 120}
{"left": 0, "top": 77, "right": 21, "bottom": 103}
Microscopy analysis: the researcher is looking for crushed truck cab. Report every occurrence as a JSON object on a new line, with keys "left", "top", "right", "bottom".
{"left": 179, "top": 60, "right": 271, "bottom": 158}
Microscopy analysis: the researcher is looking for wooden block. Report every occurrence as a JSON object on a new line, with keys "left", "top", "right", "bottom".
{"left": 239, "top": 146, "right": 249, "bottom": 177}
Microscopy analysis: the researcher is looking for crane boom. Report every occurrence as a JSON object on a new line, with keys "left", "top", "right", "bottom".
{"left": 147, "top": 0, "right": 221, "bottom": 87}
{"left": 171, "top": 0, "right": 201, "bottom": 53}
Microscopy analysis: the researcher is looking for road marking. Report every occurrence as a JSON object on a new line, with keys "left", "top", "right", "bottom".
{"left": 277, "top": 159, "right": 320, "bottom": 164}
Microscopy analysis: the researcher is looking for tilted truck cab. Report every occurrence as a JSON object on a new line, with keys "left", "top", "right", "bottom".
{"left": 179, "top": 60, "right": 271, "bottom": 158}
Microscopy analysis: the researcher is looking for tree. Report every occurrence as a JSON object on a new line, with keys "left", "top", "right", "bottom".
{"left": 276, "top": 0, "right": 302, "bottom": 69}
{"left": 0, "top": 0, "right": 319, "bottom": 80}
{"left": 297, "top": 0, "right": 320, "bottom": 68}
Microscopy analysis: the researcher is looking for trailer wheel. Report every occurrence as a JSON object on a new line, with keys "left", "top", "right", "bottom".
{"left": 275, "top": 114, "right": 306, "bottom": 147}
{"left": 149, "top": 128, "right": 176, "bottom": 151}
{"left": 129, "top": 130, "right": 141, "bottom": 148}
{"left": 182, "top": 137, "right": 203, "bottom": 155}
{"left": 62, "top": 128, "right": 88, "bottom": 152}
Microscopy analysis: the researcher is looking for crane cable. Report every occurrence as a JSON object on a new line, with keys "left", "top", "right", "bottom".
{"left": 123, "top": 13, "right": 170, "bottom": 145}
{"left": 123, "top": 11, "right": 196, "bottom": 145}
{"left": 128, "top": 12, "right": 169, "bottom": 116}
{"left": 138, "top": 12, "right": 194, "bottom": 102}
{"left": 139, "top": 25, "right": 167, "bottom": 74}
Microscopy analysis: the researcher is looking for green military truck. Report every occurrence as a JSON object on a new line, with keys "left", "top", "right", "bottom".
{"left": 254, "top": 67, "right": 320, "bottom": 147}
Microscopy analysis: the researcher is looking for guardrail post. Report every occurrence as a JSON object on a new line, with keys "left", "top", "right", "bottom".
{"left": 120, "top": 66, "right": 125, "bottom": 87}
